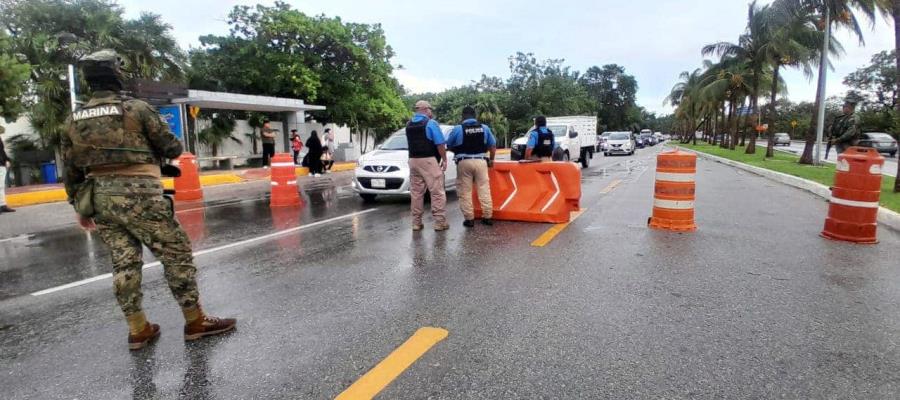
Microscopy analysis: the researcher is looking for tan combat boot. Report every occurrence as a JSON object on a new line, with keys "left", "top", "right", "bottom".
{"left": 128, "top": 323, "right": 161, "bottom": 351}
{"left": 184, "top": 314, "right": 237, "bottom": 341}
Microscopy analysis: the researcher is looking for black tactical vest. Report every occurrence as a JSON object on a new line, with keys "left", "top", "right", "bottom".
{"left": 457, "top": 121, "right": 488, "bottom": 155}
{"left": 406, "top": 119, "right": 438, "bottom": 159}
{"left": 533, "top": 128, "right": 554, "bottom": 157}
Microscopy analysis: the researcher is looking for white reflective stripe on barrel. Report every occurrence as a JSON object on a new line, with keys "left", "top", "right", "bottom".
{"left": 287, "top": 180, "right": 297, "bottom": 185}
{"left": 829, "top": 196, "right": 880, "bottom": 209}
{"left": 271, "top": 162, "right": 294, "bottom": 167}
{"left": 270, "top": 182, "right": 278, "bottom": 186}
{"left": 655, "top": 172, "right": 695, "bottom": 183}
{"left": 870, "top": 164, "right": 882, "bottom": 175}
{"left": 653, "top": 199, "right": 695, "bottom": 209}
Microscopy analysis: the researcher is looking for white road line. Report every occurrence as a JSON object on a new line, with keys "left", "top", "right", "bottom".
{"left": 30, "top": 208, "right": 378, "bottom": 297}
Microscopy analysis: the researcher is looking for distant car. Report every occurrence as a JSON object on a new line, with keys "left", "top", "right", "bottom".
{"left": 857, "top": 132, "right": 898, "bottom": 158}
{"left": 353, "top": 125, "right": 457, "bottom": 202}
{"left": 605, "top": 132, "right": 635, "bottom": 156}
{"left": 633, "top": 133, "right": 646, "bottom": 148}
{"left": 774, "top": 133, "right": 791, "bottom": 146}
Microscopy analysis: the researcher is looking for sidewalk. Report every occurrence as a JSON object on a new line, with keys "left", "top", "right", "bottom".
{"left": 5, "top": 162, "right": 356, "bottom": 207}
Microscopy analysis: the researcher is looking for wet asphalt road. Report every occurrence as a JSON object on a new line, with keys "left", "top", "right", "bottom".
{"left": 2, "top": 144, "right": 899, "bottom": 399}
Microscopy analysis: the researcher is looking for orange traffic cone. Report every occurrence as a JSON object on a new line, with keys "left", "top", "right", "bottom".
{"left": 649, "top": 148, "right": 697, "bottom": 232}
{"left": 270, "top": 153, "right": 302, "bottom": 207}
{"left": 174, "top": 152, "right": 203, "bottom": 202}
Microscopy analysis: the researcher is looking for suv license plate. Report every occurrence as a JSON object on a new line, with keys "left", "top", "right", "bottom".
{"left": 371, "top": 179, "right": 386, "bottom": 188}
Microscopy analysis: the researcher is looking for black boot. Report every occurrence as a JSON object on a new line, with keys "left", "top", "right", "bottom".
{"left": 463, "top": 220, "right": 475, "bottom": 228}
{"left": 481, "top": 218, "right": 494, "bottom": 226}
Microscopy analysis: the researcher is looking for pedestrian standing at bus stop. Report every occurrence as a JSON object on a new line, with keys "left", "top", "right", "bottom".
{"left": 407, "top": 100, "right": 449, "bottom": 231}
{"left": 447, "top": 106, "right": 496, "bottom": 228}
{"left": 0, "top": 131, "right": 14, "bottom": 213}
{"left": 61, "top": 50, "right": 235, "bottom": 351}
{"left": 260, "top": 120, "right": 277, "bottom": 168}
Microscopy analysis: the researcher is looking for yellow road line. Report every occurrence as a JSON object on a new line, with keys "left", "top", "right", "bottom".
{"left": 335, "top": 327, "right": 449, "bottom": 400}
{"left": 600, "top": 179, "right": 622, "bottom": 194}
{"left": 530, "top": 209, "right": 586, "bottom": 247}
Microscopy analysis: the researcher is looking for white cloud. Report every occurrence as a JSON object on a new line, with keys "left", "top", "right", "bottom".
{"left": 393, "top": 69, "right": 465, "bottom": 95}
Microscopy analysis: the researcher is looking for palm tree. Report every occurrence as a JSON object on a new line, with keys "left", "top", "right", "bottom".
{"left": 197, "top": 113, "right": 242, "bottom": 157}
{"left": 666, "top": 67, "right": 706, "bottom": 143}
{"left": 700, "top": 57, "right": 754, "bottom": 150}
{"left": 797, "top": 0, "right": 885, "bottom": 164}
{"left": 763, "top": 0, "right": 837, "bottom": 157}
{"left": 703, "top": 1, "right": 774, "bottom": 154}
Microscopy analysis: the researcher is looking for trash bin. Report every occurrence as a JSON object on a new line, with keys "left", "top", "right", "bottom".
{"left": 40, "top": 162, "right": 58, "bottom": 184}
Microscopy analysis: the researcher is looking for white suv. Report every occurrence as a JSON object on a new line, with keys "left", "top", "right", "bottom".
{"left": 353, "top": 126, "right": 457, "bottom": 202}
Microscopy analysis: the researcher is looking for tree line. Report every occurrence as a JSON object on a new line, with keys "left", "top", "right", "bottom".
{"left": 0, "top": 0, "right": 408, "bottom": 158}
{"left": 666, "top": 0, "right": 899, "bottom": 191}
{"left": 406, "top": 53, "right": 667, "bottom": 146}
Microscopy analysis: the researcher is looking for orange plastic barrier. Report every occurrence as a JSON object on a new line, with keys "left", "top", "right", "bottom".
{"left": 822, "top": 147, "right": 884, "bottom": 244}
{"left": 270, "top": 153, "right": 302, "bottom": 207}
{"left": 648, "top": 148, "right": 697, "bottom": 232}
{"left": 174, "top": 152, "right": 203, "bottom": 202}
{"left": 473, "top": 161, "right": 581, "bottom": 224}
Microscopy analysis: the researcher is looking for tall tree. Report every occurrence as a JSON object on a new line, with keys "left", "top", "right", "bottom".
{"left": 189, "top": 2, "right": 408, "bottom": 140}
{"left": 0, "top": 29, "right": 30, "bottom": 123}
{"left": 0, "top": 0, "right": 186, "bottom": 151}
{"left": 797, "top": 0, "right": 885, "bottom": 164}
{"left": 580, "top": 64, "right": 639, "bottom": 131}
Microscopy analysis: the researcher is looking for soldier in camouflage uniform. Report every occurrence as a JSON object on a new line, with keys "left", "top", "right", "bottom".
{"left": 62, "top": 50, "right": 236, "bottom": 350}
{"left": 829, "top": 98, "right": 861, "bottom": 155}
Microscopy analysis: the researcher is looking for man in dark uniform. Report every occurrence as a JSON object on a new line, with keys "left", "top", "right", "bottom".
{"left": 0, "top": 130, "right": 13, "bottom": 213}
{"left": 524, "top": 115, "right": 555, "bottom": 161}
{"left": 61, "top": 50, "right": 235, "bottom": 350}
{"left": 447, "top": 106, "right": 497, "bottom": 228}
{"left": 830, "top": 98, "right": 861, "bottom": 155}
{"left": 407, "top": 100, "right": 449, "bottom": 231}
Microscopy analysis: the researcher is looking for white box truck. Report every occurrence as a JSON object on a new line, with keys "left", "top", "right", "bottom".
{"left": 510, "top": 115, "right": 598, "bottom": 168}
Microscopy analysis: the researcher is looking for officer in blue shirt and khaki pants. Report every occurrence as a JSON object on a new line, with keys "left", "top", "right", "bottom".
{"left": 406, "top": 100, "right": 450, "bottom": 231}
{"left": 448, "top": 106, "right": 497, "bottom": 228}
{"left": 524, "top": 115, "right": 555, "bottom": 161}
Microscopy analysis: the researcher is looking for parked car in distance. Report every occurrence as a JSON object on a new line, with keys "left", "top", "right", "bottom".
{"left": 605, "top": 132, "right": 635, "bottom": 156}
{"left": 774, "top": 133, "right": 791, "bottom": 146}
{"left": 857, "top": 132, "right": 898, "bottom": 157}
{"left": 353, "top": 125, "right": 457, "bottom": 202}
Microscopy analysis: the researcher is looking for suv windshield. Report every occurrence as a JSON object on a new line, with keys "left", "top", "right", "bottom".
{"left": 380, "top": 133, "right": 408, "bottom": 150}
{"left": 610, "top": 133, "right": 630, "bottom": 140}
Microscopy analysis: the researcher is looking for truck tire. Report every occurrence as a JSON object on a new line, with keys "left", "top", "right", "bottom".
{"left": 580, "top": 149, "right": 590, "bottom": 168}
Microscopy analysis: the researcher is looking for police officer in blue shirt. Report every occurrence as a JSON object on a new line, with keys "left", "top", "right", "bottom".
{"left": 447, "top": 106, "right": 497, "bottom": 228}
{"left": 524, "top": 115, "right": 555, "bottom": 161}
{"left": 406, "top": 100, "right": 449, "bottom": 231}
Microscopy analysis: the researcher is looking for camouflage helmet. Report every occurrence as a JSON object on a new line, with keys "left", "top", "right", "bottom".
{"left": 844, "top": 93, "right": 863, "bottom": 107}
{"left": 78, "top": 49, "right": 125, "bottom": 84}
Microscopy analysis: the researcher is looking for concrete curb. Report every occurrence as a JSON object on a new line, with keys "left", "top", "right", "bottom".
{"left": 7, "top": 162, "right": 357, "bottom": 207}
{"left": 679, "top": 147, "right": 900, "bottom": 233}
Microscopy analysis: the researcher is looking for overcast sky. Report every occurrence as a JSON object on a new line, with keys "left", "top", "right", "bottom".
{"left": 118, "top": 0, "right": 895, "bottom": 114}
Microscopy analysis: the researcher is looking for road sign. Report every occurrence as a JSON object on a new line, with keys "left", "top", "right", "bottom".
{"left": 158, "top": 105, "right": 183, "bottom": 140}
{"left": 755, "top": 124, "right": 768, "bottom": 132}
{"left": 791, "top": 120, "right": 798, "bottom": 128}
{"left": 189, "top": 106, "right": 201, "bottom": 119}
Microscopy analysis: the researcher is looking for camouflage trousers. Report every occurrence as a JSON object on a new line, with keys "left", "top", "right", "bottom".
{"left": 92, "top": 176, "right": 199, "bottom": 316}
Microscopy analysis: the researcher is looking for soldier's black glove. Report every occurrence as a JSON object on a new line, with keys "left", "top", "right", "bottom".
{"left": 161, "top": 164, "right": 182, "bottom": 178}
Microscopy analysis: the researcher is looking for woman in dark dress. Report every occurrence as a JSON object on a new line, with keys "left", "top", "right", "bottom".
{"left": 305, "top": 130, "right": 324, "bottom": 176}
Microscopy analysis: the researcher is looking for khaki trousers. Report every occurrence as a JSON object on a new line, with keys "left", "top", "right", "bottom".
{"left": 457, "top": 159, "right": 492, "bottom": 220}
{"left": 408, "top": 157, "right": 447, "bottom": 225}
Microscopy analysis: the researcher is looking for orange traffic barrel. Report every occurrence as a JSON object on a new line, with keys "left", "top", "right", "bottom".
{"left": 174, "top": 152, "right": 203, "bottom": 202}
{"left": 649, "top": 148, "right": 697, "bottom": 232}
{"left": 822, "top": 147, "right": 884, "bottom": 244}
{"left": 270, "top": 153, "right": 302, "bottom": 207}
